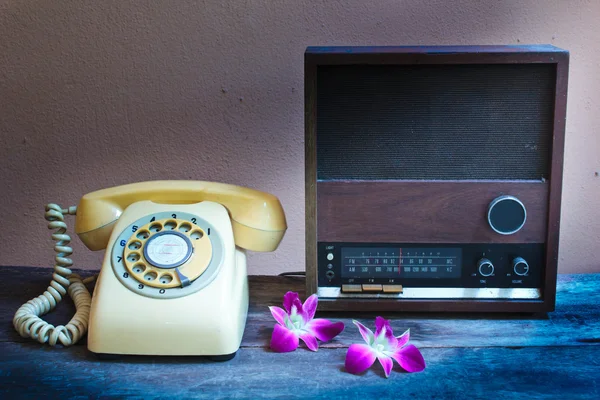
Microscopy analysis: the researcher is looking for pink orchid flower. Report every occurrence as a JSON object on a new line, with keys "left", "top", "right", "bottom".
{"left": 345, "top": 317, "right": 426, "bottom": 377}
{"left": 269, "top": 291, "right": 345, "bottom": 352}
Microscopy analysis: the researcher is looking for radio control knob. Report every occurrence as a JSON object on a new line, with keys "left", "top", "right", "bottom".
{"left": 513, "top": 257, "right": 529, "bottom": 276}
{"left": 478, "top": 258, "right": 494, "bottom": 277}
{"left": 487, "top": 195, "right": 527, "bottom": 235}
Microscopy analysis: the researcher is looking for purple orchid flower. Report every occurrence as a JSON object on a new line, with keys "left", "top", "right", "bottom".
{"left": 269, "top": 291, "right": 345, "bottom": 352}
{"left": 345, "top": 317, "right": 426, "bottom": 377}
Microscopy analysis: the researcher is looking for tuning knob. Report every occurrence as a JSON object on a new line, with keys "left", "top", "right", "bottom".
{"left": 487, "top": 195, "right": 527, "bottom": 235}
{"left": 513, "top": 257, "right": 530, "bottom": 276}
{"left": 477, "top": 258, "right": 494, "bottom": 277}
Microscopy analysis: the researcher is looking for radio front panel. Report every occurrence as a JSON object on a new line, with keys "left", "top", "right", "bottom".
{"left": 317, "top": 242, "right": 544, "bottom": 297}
{"left": 316, "top": 181, "right": 548, "bottom": 244}
{"left": 305, "top": 45, "right": 569, "bottom": 313}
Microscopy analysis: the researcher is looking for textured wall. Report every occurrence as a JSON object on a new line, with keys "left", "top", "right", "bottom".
{"left": 0, "top": 1, "right": 599, "bottom": 274}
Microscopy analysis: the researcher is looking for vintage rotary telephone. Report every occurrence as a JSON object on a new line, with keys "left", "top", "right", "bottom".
{"left": 13, "top": 181, "right": 287, "bottom": 358}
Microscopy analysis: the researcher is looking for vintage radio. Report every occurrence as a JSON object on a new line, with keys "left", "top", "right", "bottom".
{"left": 305, "top": 45, "right": 569, "bottom": 312}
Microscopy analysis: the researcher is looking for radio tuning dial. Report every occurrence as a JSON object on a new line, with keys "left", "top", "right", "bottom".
{"left": 513, "top": 257, "right": 530, "bottom": 276}
{"left": 487, "top": 195, "right": 527, "bottom": 235}
{"left": 478, "top": 258, "right": 494, "bottom": 277}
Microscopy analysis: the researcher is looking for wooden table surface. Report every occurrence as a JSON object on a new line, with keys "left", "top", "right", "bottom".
{"left": 1, "top": 267, "right": 599, "bottom": 399}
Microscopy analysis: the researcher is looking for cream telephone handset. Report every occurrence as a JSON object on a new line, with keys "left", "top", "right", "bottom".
{"left": 13, "top": 181, "right": 287, "bottom": 358}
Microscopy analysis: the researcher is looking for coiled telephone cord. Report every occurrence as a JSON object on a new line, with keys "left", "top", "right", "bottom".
{"left": 13, "top": 204, "right": 95, "bottom": 346}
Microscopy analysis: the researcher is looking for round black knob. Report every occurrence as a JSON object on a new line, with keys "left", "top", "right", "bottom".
{"left": 478, "top": 258, "right": 494, "bottom": 277}
{"left": 487, "top": 195, "right": 527, "bottom": 235}
{"left": 513, "top": 257, "right": 530, "bottom": 276}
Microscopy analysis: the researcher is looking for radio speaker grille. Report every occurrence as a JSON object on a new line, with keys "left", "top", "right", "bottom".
{"left": 316, "top": 64, "right": 556, "bottom": 180}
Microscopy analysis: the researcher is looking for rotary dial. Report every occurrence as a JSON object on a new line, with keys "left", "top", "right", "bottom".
{"left": 123, "top": 218, "right": 212, "bottom": 289}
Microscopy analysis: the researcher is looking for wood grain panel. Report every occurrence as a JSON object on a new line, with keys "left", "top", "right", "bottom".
{"left": 317, "top": 181, "right": 548, "bottom": 243}
{"left": 305, "top": 45, "right": 568, "bottom": 66}
{"left": 2, "top": 345, "right": 599, "bottom": 398}
{"left": 544, "top": 52, "right": 570, "bottom": 311}
{"left": 304, "top": 61, "right": 318, "bottom": 296}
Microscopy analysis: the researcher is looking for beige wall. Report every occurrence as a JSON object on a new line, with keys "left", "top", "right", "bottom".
{"left": 1, "top": 1, "right": 598, "bottom": 274}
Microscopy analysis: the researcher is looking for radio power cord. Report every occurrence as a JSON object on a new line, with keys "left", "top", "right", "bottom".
{"left": 13, "top": 204, "right": 95, "bottom": 346}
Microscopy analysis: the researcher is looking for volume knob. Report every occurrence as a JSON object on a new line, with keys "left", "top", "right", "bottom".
{"left": 513, "top": 257, "right": 530, "bottom": 276}
{"left": 478, "top": 258, "right": 494, "bottom": 277}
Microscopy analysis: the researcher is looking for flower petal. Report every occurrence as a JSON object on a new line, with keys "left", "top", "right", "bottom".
{"left": 270, "top": 324, "right": 299, "bottom": 353}
{"left": 345, "top": 344, "right": 376, "bottom": 375}
{"left": 299, "top": 332, "right": 319, "bottom": 351}
{"left": 302, "top": 294, "right": 318, "bottom": 322}
{"left": 269, "top": 306, "right": 288, "bottom": 326}
{"left": 391, "top": 344, "right": 426, "bottom": 372}
{"left": 374, "top": 316, "right": 398, "bottom": 350}
{"left": 377, "top": 354, "right": 394, "bottom": 378}
{"left": 352, "top": 320, "right": 374, "bottom": 345}
{"left": 283, "top": 291, "right": 303, "bottom": 316}
{"left": 306, "top": 319, "right": 345, "bottom": 342}
{"left": 396, "top": 329, "right": 410, "bottom": 348}
{"left": 375, "top": 316, "right": 387, "bottom": 334}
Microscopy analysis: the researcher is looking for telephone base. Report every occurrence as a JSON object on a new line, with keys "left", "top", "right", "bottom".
{"left": 87, "top": 201, "right": 250, "bottom": 358}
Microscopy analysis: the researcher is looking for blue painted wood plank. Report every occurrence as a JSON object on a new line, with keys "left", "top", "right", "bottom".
{"left": 0, "top": 344, "right": 598, "bottom": 399}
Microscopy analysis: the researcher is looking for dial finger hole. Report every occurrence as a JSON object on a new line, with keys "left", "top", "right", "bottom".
{"left": 144, "top": 271, "right": 158, "bottom": 281}
{"left": 127, "top": 252, "right": 140, "bottom": 262}
{"left": 128, "top": 241, "right": 142, "bottom": 250}
{"left": 179, "top": 222, "right": 192, "bottom": 233}
{"left": 136, "top": 230, "right": 150, "bottom": 240}
{"left": 159, "top": 274, "right": 173, "bottom": 284}
{"left": 164, "top": 220, "right": 177, "bottom": 230}
{"left": 149, "top": 223, "right": 162, "bottom": 233}
{"left": 190, "top": 230, "right": 203, "bottom": 240}
{"left": 132, "top": 263, "right": 146, "bottom": 274}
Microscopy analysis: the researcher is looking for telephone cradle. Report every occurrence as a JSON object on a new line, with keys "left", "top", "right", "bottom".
{"left": 12, "top": 181, "right": 287, "bottom": 359}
